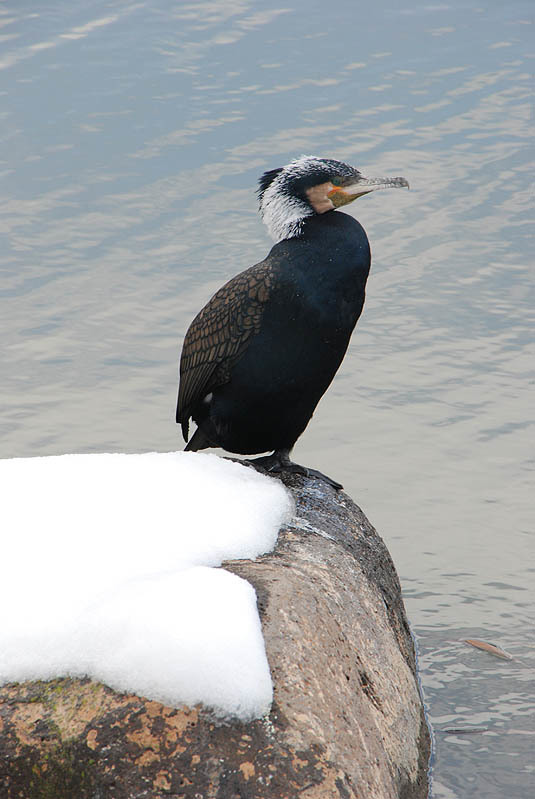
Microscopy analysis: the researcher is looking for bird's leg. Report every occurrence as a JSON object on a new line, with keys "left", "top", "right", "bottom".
{"left": 247, "top": 449, "right": 343, "bottom": 490}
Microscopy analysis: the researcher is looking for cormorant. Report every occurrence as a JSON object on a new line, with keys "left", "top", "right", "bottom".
{"left": 176, "top": 155, "right": 408, "bottom": 488}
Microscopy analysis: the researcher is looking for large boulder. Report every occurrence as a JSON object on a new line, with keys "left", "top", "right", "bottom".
{"left": 0, "top": 472, "right": 430, "bottom": 799}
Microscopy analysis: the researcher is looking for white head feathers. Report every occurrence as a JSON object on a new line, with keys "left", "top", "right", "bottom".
{"left": 258, "top": 156, "right": 322, "bottom": 242}
{"left": 257, "top": 155, "right": 362, "bottom": 243}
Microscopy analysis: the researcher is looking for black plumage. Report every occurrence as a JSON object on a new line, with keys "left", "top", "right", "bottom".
{"left": 176, "top": 156, "right": 408, "bottom": 488}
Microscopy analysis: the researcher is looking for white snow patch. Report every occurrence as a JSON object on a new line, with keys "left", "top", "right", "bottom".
{"left": 0, "top": 452, "right": 293, "bottom": 721}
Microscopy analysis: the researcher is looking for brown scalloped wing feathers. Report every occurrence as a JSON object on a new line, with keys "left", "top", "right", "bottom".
{"left": 176, "top": 264, "right": 273, "bottom": 440}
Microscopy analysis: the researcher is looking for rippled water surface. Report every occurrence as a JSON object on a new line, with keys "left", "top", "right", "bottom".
{"left": 1, "top": 1, "right": 533, "bottom": 795}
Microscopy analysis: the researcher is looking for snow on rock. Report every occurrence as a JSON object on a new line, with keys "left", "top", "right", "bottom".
{"left": 0, "top": 451, "right": 293, "bottom": 721}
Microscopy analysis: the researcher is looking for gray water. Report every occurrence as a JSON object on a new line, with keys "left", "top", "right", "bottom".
{"left": 1, "top": 1, "right": 533, "bottom": 795}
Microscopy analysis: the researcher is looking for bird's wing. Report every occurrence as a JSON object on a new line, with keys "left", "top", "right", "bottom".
{"left": 176, "top": 262, "right": 274, "bottom": 440}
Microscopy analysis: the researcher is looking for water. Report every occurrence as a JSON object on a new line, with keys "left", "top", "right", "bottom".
{"left": 1, "top": 1, "right": 533, "bottom": 795}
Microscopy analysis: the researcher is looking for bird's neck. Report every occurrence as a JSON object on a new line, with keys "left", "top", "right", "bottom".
{"left": 270, "top": 211, "right": 371, "bottom": 284}
{"left": 260, "top": 187, "right": 314, "bottom": 243}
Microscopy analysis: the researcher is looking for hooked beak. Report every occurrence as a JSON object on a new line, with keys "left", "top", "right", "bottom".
{"left": 328, "top": 175, "right": 409, "bottom": 207}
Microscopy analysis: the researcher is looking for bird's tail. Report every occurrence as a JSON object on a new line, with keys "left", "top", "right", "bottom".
{"left": 184, "top": 426, "right": 212, "bottom": 452}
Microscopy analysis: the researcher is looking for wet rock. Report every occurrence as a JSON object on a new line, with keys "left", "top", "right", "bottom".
{"left": 0, "top": 472, "right": 430, "bottom": 798}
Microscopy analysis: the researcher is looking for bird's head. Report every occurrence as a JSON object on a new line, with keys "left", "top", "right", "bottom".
{"left": 258, "top": 155, "right": 409, "bottom": 242}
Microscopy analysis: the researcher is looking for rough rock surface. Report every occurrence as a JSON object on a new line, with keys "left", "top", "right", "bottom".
{"left": 0, "top": 471, "right": 430, "bottom": 799}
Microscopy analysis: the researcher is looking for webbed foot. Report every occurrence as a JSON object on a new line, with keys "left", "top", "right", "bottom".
{"left": 246, "top": 450, "right": 343, "bottom": 490}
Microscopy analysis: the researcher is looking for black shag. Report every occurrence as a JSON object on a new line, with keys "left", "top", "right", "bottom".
{"left": 176, "top": 155, "right": 408, "bottom": 488}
